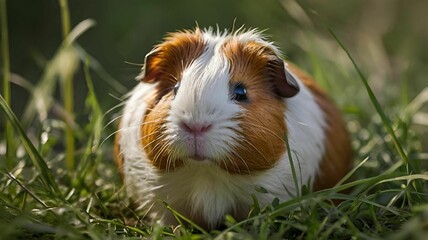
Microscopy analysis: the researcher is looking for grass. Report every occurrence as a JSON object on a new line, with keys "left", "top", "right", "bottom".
{"left": 58, "top": 0, "right": 76, "bottom": 172}
{"left": 1, "top": 1, "right": 428, "bottom": 239}
{"left": 1, "top": 0, "right": 13, "bottom": 169}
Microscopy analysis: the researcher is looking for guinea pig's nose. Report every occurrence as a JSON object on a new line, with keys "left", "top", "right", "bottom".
{"left": 180, "top": 121, "right": 212, "bottom": 136}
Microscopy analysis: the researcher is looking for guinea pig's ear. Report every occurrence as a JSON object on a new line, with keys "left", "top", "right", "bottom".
{"left": 136, "top": 48, "right": 163, "bottom": 83}
{"left": 269, "top": 58, "right": 300, "bottom": 98}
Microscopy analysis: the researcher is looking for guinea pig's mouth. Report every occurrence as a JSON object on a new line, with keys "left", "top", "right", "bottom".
{"left": 175, "top": 135, "right": 215, "bottom": 163}
{"left": 188, "top": 154, "right": 211, "bottom": 162}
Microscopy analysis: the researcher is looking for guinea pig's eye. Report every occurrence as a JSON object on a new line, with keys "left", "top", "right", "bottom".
{"left": 231, "top": 83, "right": 248, "bottom": 102}
{"left": 173, "top": 82, "right": 180, "bottom": 95}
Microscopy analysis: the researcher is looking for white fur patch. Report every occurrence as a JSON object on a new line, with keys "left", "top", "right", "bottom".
{"left": 283, "top": 63, "right": 326, "bottom": 191}
{"left": 119, "top": 30, "right": 326, "bottom": 228}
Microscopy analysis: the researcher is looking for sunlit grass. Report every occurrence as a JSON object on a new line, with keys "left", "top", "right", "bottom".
{"left": 1, "top": 0, "right": 13, "bottom": 168}
{"left": 0, "top": 1, "right": 427, "bottom": 239}
{"left": 59, "top": 0, "right": 75, "bottom": 172}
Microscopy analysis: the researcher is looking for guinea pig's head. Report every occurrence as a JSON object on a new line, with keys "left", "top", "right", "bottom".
{"left": 138, "top": 28, "right": 299, "bottom": 174}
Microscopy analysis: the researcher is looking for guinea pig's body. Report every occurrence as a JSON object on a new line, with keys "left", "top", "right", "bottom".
{"left": 116, "top": 28, "right": 352, "bottom": 229}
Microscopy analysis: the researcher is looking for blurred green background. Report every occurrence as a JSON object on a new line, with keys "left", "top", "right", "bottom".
{"left": 4, "top": 0, "right": 428, "bottom": 149}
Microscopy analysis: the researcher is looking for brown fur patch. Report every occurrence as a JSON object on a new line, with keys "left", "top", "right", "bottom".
{"left": 141, "top": 92, "right": 184, "bottom": 170}
{"left": 286, "top": 64, "right": 353, "bottom": 191}
{"left": 220, "top": 39, "right": 288, "bottom": 174}
{"left": 141, "top": 29, "right": 205, "bottom": 84}
{"left": 139, "top": 30, "right": 205, "bottom": 170}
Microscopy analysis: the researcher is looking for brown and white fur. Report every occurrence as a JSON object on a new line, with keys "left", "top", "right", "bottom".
{"left": 115, "top": 28, "right": 352, "bottom": 229}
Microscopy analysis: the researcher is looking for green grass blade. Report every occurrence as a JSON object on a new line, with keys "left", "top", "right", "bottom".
{"left": 90, "top": 218, "right": 150, "bottom": 236}
{"left": 21, "top": 19, "right": 96, "bottom": 126}
{"left": 7, "top": 172, "right": 49, "bottom": 208}
{"left": 334, "top": 157, "right": 369, "bottom": 188}
{"left": 59, "top": 0, "right": 71, "bottom": 39}
{"left": 62, "top": 59, "right": 75, "bottom": 171}
{"left": 1, "top": 0, "right": 14, "bottom": 168}
{"left": 72, "top": 58, "right": 104, "bottom": 188}
{"left": 377, "top": 174, "right": 428, "bottom": 185}
{"left": 284, "top": 135, "right": 300, "bottom": 197}
{"left": 0, "top": 95, "right": 63, "bottom": 198}
{"left": 75, "top": 44, "right": 127, "bottom": 93}
{"left": 162, "top": 200, "right": 209, "bottom": 235}
{"left": 323, "top": 22, "right": 413, "bottom": 172}
{"left": 83, "top": 57, "right": 103, "bottom": 148}
{"left": 59, "top": 0, "right": 74, "bottom": 171}
{"left": 58, "top": 18, "right": 97, "bottom": 172}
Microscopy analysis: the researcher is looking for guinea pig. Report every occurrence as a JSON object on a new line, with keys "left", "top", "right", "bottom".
{"left": 115, "top": 27, "right": 352, "bottom": 229}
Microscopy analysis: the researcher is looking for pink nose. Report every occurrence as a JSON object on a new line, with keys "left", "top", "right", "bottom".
{"left": 180, "top": 122, "right": 212, "bottom": 135}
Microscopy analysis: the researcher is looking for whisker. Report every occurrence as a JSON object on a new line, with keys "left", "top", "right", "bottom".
{"left": 102, "top": 121, "right": 158, "bottom": 145}
{"left": 104, "top": 114, "right": 124, "bottom": 130}
{"left": 141, "top": 134, "right": 164, "bottom": 152}
{"left": 155, "top": 85, "right": 175, "bottom": 97}
{"left": 103, "top": 101, "right": 127, "bottom": 118}
{"left": 167, "top": 141, "right": 180, "bottom": 172}
{"left": 161, "top": 142, "right": 175, "bottom": 172}
{"left": 140, "top": 131, "right": 163, "bottom": 142}
{"left": 109, "top": 115, "right": 168, "bottom": 158}
{"left": 218, "top": 154, "right": 229, "bottom": 174}
{"left": 100, "top": 127, "right": 134, "bottom": 147}
{"left": 152, "top": 139, "right": 169, "bottom": 166}
{"left": 168, "top": 73, "right": 178, "bottom": 82}
{"left": 240, "top": 138, "right": 270, "bottom": 164}
{"left": 241, "top": 120, "right": 286, "bottom": 144}
{"left": 230, "top": 142, "right": 252, "bottom": 174}
{"left": 108, "top": 92, "right": 126, "bottom": 102}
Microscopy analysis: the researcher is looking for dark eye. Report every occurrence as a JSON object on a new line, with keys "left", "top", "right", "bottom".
{"left": 231, "top": 83, "right": 248, "bottom": 102}
{"left": 173, "top": 82, "right": 180, "bottom": 95}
